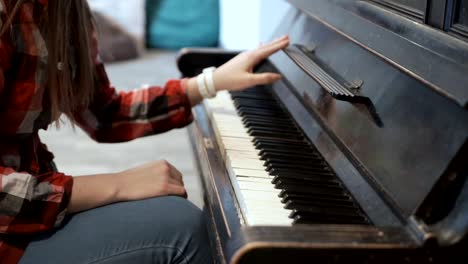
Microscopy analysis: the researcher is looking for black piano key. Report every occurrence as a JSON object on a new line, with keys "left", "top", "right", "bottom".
{"left": 266, "top": 164, "right": 329, "bottom": 175}
{"left": 243, "top": 115, "right": 294, "bottom": 123}
{"left": 233, "top": 98, "right": 280, "bottom": 107}
{"left": 278, "top": 191, "right": 357, "bottom": 208}
{"left": 236, "top": 104, "right": 284, "bottom": 112}
{"left": 284, "top": 199, "right": 357, "bottom": 211}
{"left": 288, "top": 204, "right": 363, "bottom": 219}
{"left": 253, "top": 136, "right": 308, "bottom": 144}
{"left": 278, "top": 184, "right": 346, "bottom": 197}
{"left": 236, "top": 101, "right": 274, "bottom": 108}
{"left": 244, "top": 119, "right": 297, "bottom": 129}
{"left": 293, "top": 213, "right": 368, "bottom": 225}
{"left": 245, "top": 120, "right": 300, "bottom": 128}
{"left": 275, "top": 178, "right": 341, "bottom": 189}
{"left": 268, "top": 169, "right": 329, "bottom": 178}
{"left": 246, "top": 124, "right": 300, "bottom": 134}
{"left": 240, "top": 113, "right": 293, "bottom": 122}
{"left": 237, "top": 106, "right": 288, "bottom": 116}
{"left": 250, "top": 130, "right": 305, "bottom": 141}
{"left": 277, "top": 183, "right": 347, "bottom": 198}
{"left": 259, "top": 149, "right": 320, "bottom": 160}
{"left": 254, "top": 139, "right": 310, "bottom": 148}
{"left": 271, "top": 174, "right": 338, "bottom": 185}
{"left": 263, "top": 156, "right": 325, "bottom": 167}
{"left": 260, "top": 154, "right": 320, "bottom": 165}
{"left": 250, "top": 128, "right": 302, "bottom": 137}
{"left": 266, "top": 161, "right": 315, "bottom": 171}
{"left": 269, "top": 169, "right": 334, "bottom": 179}
{"left": 275, "top": 179, "right": 343, "bottom": 190}
{"left": 265, "top": 162, "right": 327, "bottom": 173}
{"left": 231, "top": 87, "right": 268, "bottom": 94}
{"left": 247, "top": 125, "right": 302, "bottom": 134}
{"left": 269, "top": 170, "right": 334, "bottom": 181}
{"left": 252, "top": 136, "right": 310, "bottom": 144}
{"left": 269, "top": 168, "right": 332, "bottom": 177}
{"left": 235, "top": 104, "right": 285, "bottom": 113}
{"left": 255, "top": 140, "right": 312, "bottom": 148}
{"left": 240, "top": 111, "right": 288, "bottom": 119}
{"left": 231, "top": 95, "right": 274, "bottom": 101}
{"left": 250, "top": 129, "right": 303, "bottom": 139}
{"left": 248, "top": 123, "right": 297, "bottom": 131}
{"left": 265, "top": 163, "right": 330, "bottom": 174}
{"left": 261, "top": 152, "right": 321, "bottom": 162}
{"left": 230, "top": 89, "right": 269, "bottom": 97}
{"left": 244, "top": 120, "right": 294, "bottom": 129}
{"left": 281, "top": 193, "right": 354, "bottom": 206}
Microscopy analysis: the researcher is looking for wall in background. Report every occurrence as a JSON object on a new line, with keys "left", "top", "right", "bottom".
{"left": 260, "top": 0, "right": 291, "bottom": 42}
{"left": 88, "top": 0, "right": 146, "bottom": 45}
{"left": 220, "top": 0, "right": 291, "bottom": 50}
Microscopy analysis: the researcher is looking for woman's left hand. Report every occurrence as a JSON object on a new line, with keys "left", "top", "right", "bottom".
{"left": 186, "top": 35, "right": 290, "bottom": 105}
{"left": 213, "top": 35, "right": 290, "bottom": 92}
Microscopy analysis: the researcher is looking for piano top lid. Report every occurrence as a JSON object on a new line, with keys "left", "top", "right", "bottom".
{"left": 287, "top": 0, "right": 468, "bottom": 108}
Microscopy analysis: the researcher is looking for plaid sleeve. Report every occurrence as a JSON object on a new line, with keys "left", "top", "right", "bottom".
{"left": 0, "top": 0, "right": 14, "bottom": 99}
{"left": 0, "top": 167, "right": 74, "bottom": 234}
{"left": 73, "top": 63, "right": 194, "bottom": 143}
{"left": 73, "top": 31, "right": 193, "bottom": 142}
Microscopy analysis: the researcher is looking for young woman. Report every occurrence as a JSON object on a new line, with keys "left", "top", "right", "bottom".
{"left": 0, "top": 0, "right": 289, "bottom": 263}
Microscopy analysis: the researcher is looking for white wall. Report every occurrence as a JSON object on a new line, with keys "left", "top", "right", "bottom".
{"left": 220, "top": 0, "right": 291, "bottom": 50}
{"left": 260, "top": 0, "right": 291, "bottom": 42}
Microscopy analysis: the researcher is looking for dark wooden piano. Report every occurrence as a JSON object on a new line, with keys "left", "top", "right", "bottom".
{"left": 177, "top": 0, "right": 468, "bottom": 263}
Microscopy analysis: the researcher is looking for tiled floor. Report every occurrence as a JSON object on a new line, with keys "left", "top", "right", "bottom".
{"left": 39, "top": 51, "right": 204, "bottom": 208}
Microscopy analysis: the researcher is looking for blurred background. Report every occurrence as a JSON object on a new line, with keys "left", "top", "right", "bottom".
{"left": 39, "top": 0, "right": 290, "bottom": 207}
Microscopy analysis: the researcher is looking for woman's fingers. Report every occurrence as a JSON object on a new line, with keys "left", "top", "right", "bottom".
{"left": 167, "top": 163, "right": 183, "bottom": 183}
{"left": 250, "top": 73, "right": 282, "bottom": 86}
{"left": 167, "top": 184, "right": 187, "bottom": 198}
{"left": 256, "top": 36, "right": 289, "bottom": 60}
{"left": 169, "top": 176, "right": 184, "bottom": 186}
{"left": 255, "top": 36, "right": 286, "bottom": 54}
{"left": 265, "top": 35, "right": 289, "bottom": 47}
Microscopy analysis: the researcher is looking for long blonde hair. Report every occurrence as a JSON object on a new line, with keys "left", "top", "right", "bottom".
{"left": 1, "top": 0, "right": 96, "bottom": 121}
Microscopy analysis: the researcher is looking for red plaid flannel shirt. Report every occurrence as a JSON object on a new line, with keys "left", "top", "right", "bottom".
{"left": 0, "top": 1, "right": 193, "bottom": 263}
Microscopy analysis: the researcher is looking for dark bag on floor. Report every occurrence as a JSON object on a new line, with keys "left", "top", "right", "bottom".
{"left": 93, "top": 11, "right": 140, "bottom": 62}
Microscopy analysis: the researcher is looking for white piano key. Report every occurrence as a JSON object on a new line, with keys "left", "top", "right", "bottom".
{"left": 238, "top": 181, "right": 280, "bottom": 192}
{"left": 230, "top": 158, "right": 266, "bottom": 170}
{"left": 233, "top": 168, "right": 271, "bottom": 178}
{"left": 226, "top": 150, "right": 261, "bottom": 159}
{"left": 237, "top": 176, "right": 272, "bottom": 183}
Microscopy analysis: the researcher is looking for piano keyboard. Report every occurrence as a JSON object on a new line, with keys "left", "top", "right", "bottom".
{"left": 204, "top": 87, "right": 369, "bottom": 226}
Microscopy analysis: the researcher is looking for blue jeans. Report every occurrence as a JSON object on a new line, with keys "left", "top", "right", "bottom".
{"left": 19, "top": 197, "right": 213, "bottom": 264}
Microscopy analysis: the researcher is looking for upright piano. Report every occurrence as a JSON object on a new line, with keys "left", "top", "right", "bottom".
{"left": 177, "top": 0, "right": 468, "bottom": 263}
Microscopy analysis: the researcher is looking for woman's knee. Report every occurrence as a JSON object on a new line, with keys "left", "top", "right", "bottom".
{"left": 142, "top": 196, "right": 207, "bottom": 241}
{"left": 138, "top": 196, "right": 212, "bottom": 263}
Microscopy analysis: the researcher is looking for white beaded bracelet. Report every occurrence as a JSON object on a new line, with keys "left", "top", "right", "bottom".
{"left": 197, "top": 73, "right": 210, "bottom": 98}
{"left": 203, "top": 67, "right": 217, "bottom": 97}
{"left": 197, "top": 66, "right": 217, "bottom": 99}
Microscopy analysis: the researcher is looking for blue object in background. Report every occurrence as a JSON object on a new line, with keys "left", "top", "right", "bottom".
{"left": 146, "top": 0, "right": 220, "bottom": 49}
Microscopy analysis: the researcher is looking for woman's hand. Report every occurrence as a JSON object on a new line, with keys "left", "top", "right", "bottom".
{"left": 68, "top": 160, "right": 187, "bottom": 213}
{"left": 213, "top": 35, "right": 290, "bottom": 91}
{"left": 115, "top": 160, "right": 187, "bottom": 201}
{"left": 186, "top": 36, "right": 290, "bottom": 105}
